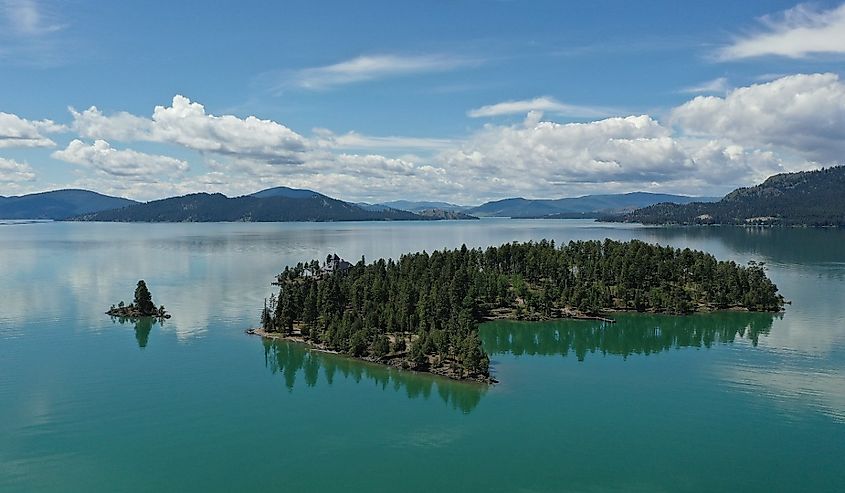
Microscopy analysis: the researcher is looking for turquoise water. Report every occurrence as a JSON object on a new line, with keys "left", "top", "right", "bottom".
{"left": 1, "top": 220, "right": 843, "bottom": 492}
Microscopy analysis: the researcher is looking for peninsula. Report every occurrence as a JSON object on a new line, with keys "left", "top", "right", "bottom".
{"left": 250, "top": 240, "right": 785, "bottom": 382}
{"left": 107, "top": 280, "right": 170, "bottom": 319}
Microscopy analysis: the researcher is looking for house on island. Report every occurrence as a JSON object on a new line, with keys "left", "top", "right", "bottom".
{"left": 323, "top": 254, "right": 352, "bottom": 274}
{"left": 275, "top": 254, "right": 353, "bottom": 284}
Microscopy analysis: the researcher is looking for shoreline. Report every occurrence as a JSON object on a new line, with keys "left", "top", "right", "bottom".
{"left": 246, "top": 327, "right": 497, "bottom": 384}
{"left": 246, "top": 304, "right": 785, "bottom": 384}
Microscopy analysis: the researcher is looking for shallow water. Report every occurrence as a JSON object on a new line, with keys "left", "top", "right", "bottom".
{"left": 1, "top": 220, "right": 843, "bottom": 492}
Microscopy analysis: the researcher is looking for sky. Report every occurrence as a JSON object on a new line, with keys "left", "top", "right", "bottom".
{"left": 1, "top": 0, "right": 845, "bottom": 204}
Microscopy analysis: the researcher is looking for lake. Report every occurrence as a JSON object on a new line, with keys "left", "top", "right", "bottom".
{"left": 1, "top": 220, "right": 843, "bottom": 492}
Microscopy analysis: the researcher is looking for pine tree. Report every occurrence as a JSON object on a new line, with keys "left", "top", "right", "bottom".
{"left": 134, "top": 280, "right": 155, "bottom": 315}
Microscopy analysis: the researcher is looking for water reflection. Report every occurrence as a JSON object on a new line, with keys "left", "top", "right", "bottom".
{"left": 110, "top": 316, "right": 162, "bottom": 349}
{"left": 482, "top": 312, "right": 777, "bottom": 361}
{"left": 261, "top": 339, "right": 487, "bottom": 413}
{"left": 647, "top": 226, "right": 845, "bottom": 270}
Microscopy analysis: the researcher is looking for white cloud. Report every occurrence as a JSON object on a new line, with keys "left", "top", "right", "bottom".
{"left": 52, "top": 139, "right": 189, "bottom": 180}
{"left": 285, "top": 54, "right": 476, "bottom": 90}
{"left": 0, "top": 156, "right": 36, "bottom": 182}
{"left": 71, "top": 95, "right": 308, "bottom": 164}
{"left": 467, "top": 96, "right": 614, "bottom": 118}
{"left": 14, "top": 74, "right": 844, "bottom": 203}
{"left": 0, "top": 0, "right": 69, "bottom": 66}
{"left": 671, "top": 73, "right": 845, "bottom": 162}
{"left": 313, "top": 129, "right": 456, "bottom": 151}
{"left": 1, "top": 0, "right": 63, "bottom": 36}
{"left": 0, "top": 111, "right": 63, "bottom": 148}
{"left": 434, "top": 109, "right": 797, "bottom": 201}
{"left": 719, "top": 3, "right": 845, "bottom": 60}
{"left": 679, "top": 77, "right": 729, "bottom": 94}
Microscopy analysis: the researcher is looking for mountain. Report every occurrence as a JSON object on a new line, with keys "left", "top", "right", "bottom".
{"left": 468, "top": 192, "right": 716, "bottom": 218}
{"left": 0, "top": 189, "right": 138, "bottom": 220}
{"left": 379, "top": 200, "right": 469, "bottom": 213}
{"left": 70, "top": 192, "right": 428, "bottom": 222}
{"left": 355, "top": 202, "right": 403, "bottom": 212}
{"left": 415, "top": 209, "right": 479, "bottom": 220}
{"left": 250, "top": 186, "right": 324, "bottom": 199}
{"left": 621, "top": 167, "right": 845, "bottom": 226}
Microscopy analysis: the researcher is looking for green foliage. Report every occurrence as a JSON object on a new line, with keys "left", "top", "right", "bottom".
{"left": 264, "top": 239, "right": 784, "bottom": 378}
{"left": 372, "top": 335, "right": 391, "bottom": 358}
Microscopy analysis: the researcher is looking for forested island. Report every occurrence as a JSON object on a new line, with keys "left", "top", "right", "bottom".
{"left": 252, "top": 239, "right": 784, "bottom": 382}
{"left": 619, "top": 167, "right": 845, "bottom": 226}
{"left": 107, "top": 280, "right": 170, "bottom": 319}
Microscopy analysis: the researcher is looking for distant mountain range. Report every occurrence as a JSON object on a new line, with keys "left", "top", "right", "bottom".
{"left": 466, "top": 192, "right": 718, "bottom": 218}
{"left": 0, "top": 189, "right": 138, "bottom": 220}
{"left": 70, "top": 189, "right": 426, "bottom": 222}
{"left": 8, "top": 173, "right": 833, "bottom": 225}
{"left": 620, "top": 167, "right": 845, "bottom": 226}
{"left": 0, "top": 187, "right": 720, "bottom": 222}
{"left": 377, "top": 200, "right": 469, "bottom": 213}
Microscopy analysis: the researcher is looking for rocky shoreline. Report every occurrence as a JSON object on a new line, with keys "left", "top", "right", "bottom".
{"left": 106, "top": 306, "right": 171, "bottom": 319}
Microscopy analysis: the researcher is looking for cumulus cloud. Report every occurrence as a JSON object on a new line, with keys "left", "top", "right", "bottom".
{"left": 71, "top": 95, "right": 308, "bottom": 164}
{"left": 283, "top": 54, "right": 477, "bottom": 90}
{"left": 467, "top": 96, "right": 614, "bottom": 118}
{"left": 433, "top": 109, "right": 796, "bottom": 200}
{"left": 0, "top": 111, "right": 63, "bottom": 148}
{"left": 671, "top": 73, "right": 845, "bottom": 162}
{"left": 14, "top": 74, "right": 842, "bottom": 203}
{"left": 719, "top": 3, "right": 845, "bottom": 60}
{"left": 52, "top": 139, "right": 189, "bottom": 179}
{"left": 0, "top": 156, "right": 36, "bottom": 182}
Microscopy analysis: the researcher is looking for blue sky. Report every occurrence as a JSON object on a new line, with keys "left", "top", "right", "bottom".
{"left": 1, "top": 0, "right": 845, "bottom": 204}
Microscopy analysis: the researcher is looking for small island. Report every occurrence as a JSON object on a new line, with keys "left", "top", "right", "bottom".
{"left": 250, "top": 239, "right": 785, "bottom": 383}
{"left": 107, "top": 280, "right": 170, "bottom": 319}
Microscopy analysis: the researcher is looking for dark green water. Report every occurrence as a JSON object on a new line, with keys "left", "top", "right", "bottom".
{"left": 1, "top": 220, "right": 843, "bottom": 492}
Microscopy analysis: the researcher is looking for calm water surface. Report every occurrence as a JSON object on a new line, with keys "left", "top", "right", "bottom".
{"left": 1, "top": 220, "right": 843, "bottom": 492}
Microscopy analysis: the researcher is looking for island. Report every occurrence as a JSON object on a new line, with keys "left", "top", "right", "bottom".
{"left": 249, "top": 239, "right": 785, "bottom": 383}
{"left": 106, "top": 280, "right": 170, "bottom": 319}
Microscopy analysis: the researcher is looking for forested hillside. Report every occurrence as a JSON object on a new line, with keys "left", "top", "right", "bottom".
{"left": 70, "top": 192, "right": 425, "bottom": 222}
{"left": 262, "top": 239, "right": 784, "bottom": 381}
{"left": 623, "top": 167, "right": 845, "bottom": 226}
{"left": 0, "top": 189, "right": 137, "bottom": 219}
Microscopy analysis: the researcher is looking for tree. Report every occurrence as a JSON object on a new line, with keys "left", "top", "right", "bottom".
{"left": 372, "top": 335, "right": 390, "bottom": 359}
{"left": 134, "top": 280, "right": 155, "bottom": 315}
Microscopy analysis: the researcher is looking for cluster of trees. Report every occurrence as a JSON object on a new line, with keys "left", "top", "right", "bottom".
{"left": 622, "top": 166, "right": 845, "bottom": 226}
{"left": 107, "top": 280, "right": 168, "bottom": 318}
{"left": 261, "top": 239, "right": 783, "bottom": 378}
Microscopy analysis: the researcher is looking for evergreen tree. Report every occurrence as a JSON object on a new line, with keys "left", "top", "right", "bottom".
{"left": 134, "top": 280, "right": 155, "bottom": 315}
